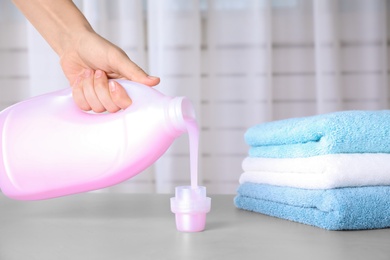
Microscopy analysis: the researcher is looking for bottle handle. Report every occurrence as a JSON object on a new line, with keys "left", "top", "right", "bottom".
{"left": 60, "top": 79, "right": 164, "bottom": 117}
{"left": 75, "top": 79, "right": 162, "bottom": 108}
{"left": 111, "top": 79, "right": 164, "bottom": 108}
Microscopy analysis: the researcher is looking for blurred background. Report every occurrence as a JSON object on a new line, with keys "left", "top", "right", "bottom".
{"left": 0, "top": 0, "right": 389, "bottom": 194}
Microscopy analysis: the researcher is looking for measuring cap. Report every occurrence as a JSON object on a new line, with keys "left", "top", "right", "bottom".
{"left": 170, "top": 186, "right": 211, "bottom": 232}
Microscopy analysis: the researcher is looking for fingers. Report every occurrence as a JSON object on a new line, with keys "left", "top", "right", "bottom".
{"left": 82, "top": 69, "right": 106, "bottom": 113}
{"left": 94, "top": 70, "right": 121, "bottom": 113}
{"left": 72, "top": 75, "right": 91, "bottom": 111}
{"left": 72, "top": 69, "right": 131, "bottom": 113}
{"left": 109, "top": 81, "right": 132, "bottom": 110}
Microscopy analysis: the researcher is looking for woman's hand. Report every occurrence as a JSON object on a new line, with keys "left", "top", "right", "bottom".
{"left": 61, "top": 31, "right": 160, "bottom": 113}
{"left": 12, "top": 0, "right": 160, "bottom": 113}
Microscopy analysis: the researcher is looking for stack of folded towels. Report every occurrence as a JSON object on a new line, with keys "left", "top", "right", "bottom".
{"left": 234, "top": 110, "right": 390, "bottom": 230}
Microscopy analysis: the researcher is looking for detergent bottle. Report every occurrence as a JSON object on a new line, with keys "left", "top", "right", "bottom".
{"left": 0, "top": 79, "right": 211, "bottom": 232}
{"left": 0, "top": 80, "right": 192, "bottom": 200}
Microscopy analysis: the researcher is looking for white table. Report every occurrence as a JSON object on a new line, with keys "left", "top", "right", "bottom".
{"left": 0, "top": 193, "right": 389, "bottom": 259}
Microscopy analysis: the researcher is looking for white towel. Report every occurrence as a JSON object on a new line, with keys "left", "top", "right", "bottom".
{"left": 239, "top": 154, "right": 390, "bottom": 189}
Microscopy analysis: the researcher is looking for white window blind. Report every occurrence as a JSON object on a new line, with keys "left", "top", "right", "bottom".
{"left": 1, "top": 0, "right": 389, "bottom": 194}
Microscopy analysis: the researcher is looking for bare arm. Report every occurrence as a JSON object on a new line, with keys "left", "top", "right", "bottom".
{"left": 12, "top": 0, "right": 160, "bottom": 113}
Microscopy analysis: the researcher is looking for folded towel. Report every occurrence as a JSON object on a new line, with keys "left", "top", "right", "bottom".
{"left": 239, "top": 154, "right": 390, "bottom": 189}
{"left": 245, "top": 110, "right": 390, "bottom": 158}
{"left": 234, "top": 182, "right": 390, "bottom": 230}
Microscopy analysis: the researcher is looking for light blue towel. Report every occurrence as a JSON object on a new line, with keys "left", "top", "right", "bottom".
{"left": 234, "top": 182, "right": 390, "bottom": 230}
{"left": 245, "top": 110, "right": 390, "bottom": 158}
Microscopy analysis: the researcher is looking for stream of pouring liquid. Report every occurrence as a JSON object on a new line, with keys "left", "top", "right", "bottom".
{"left": 185, "top": 118, "right": 199, "bottom": 188}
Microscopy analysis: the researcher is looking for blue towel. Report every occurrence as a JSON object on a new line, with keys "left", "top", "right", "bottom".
{"left": 234, "top": 182, "right": 390, "bottom": 230}
{"left": 245, "top": 110, "right": 390, "bottom": 158}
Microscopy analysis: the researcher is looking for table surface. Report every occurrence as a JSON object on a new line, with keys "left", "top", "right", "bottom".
{"left": 1, "top": 193, "right": 390, "bottom": 260}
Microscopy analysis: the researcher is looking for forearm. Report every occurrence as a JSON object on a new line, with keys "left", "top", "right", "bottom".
{"left": 12, "top": 0, "right": 93, "bottom": 56}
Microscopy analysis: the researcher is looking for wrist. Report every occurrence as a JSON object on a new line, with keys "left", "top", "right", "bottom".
{"left": 13, "top": 0, "right": 95, "bottom": 57}
{"left": 58, "top": 24, "right": 95, "bottom": 57}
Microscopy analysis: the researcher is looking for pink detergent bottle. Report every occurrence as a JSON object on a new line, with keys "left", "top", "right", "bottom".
{"left": 0, "top": 80, "right": 194, "bottom": 200}
{"left": 0, "top": 79, "right": 211, "bottom": 232}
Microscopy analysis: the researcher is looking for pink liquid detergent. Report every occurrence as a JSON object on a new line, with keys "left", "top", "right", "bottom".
{"left": 170, "top": 118, "right": 211, "bottom": 232}
{"left": 0, "top": 79, "right": 210, "bottom": 232}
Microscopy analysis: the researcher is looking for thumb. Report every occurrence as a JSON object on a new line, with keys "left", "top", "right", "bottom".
{"left": 116, "top": 53, "right": 160, "bottom": 87}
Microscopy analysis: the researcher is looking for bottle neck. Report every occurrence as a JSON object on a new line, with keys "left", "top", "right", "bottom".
{"left": 166, "top": 97, "right": 196, "bottom": 134}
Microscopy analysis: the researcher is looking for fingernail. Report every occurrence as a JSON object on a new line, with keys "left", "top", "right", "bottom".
{"left": 109, "top": 81, "right": 116, "bottom": 92}
{"left": 83, "top": 69, "right": 92, "bottom": 78}
{"left": 95, "top": 70, "right": 103, "bottom": 79}
{"left": 147, "top": 75, "right": 159, "bottom": 80}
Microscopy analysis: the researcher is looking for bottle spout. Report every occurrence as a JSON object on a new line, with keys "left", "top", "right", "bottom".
{"left": 167, "top": 97, "right": 196, "bottom": 133}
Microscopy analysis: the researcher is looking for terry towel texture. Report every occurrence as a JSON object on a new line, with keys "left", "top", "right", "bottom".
{"left": 240, "top": 154, "right": 390, "bottom": 189}
{"left": 245, "top": 110, "right": 390, "bottom": 158}
{"left": 236, "top": 110, "right": 390, "bottom": 230}
{"left": 234, "top": 183, "right": 390, "bottom": 230}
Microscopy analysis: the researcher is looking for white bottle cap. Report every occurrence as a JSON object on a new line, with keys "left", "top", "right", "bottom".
{"left": 170, "top": 186, "right": 211, "bottom": 232}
